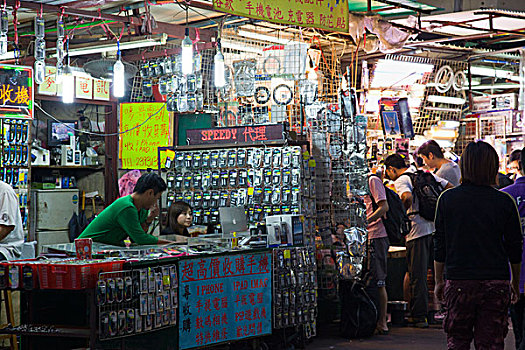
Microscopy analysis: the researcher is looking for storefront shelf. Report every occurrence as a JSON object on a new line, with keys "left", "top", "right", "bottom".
{"left": 32, "top": 165, "right": 104, "bottom": 170}
{"left": 0, "top": 325, "right": 91, "bottom": 338}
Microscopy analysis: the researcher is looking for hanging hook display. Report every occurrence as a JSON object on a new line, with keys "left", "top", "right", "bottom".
{"left": 34, "top": 9, "right": 46, "bottom": 84}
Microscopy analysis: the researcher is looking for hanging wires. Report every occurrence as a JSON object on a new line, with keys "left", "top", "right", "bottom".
{"left": 12, "top": 0, "right": 20, "bottom": 61}
{"left": 35, "top": 101, "right": 168, "bottom": 137}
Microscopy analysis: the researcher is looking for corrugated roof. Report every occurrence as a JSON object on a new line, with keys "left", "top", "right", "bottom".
{"left": 393, "top": 9, "right": 525, "bottom": 37}
{"left": 348, "top": 0, "right": 440, "bottom": 17}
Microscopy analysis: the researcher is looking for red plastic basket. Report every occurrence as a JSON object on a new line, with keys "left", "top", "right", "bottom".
{"left": 39, "top": 260, "right": 124, "bottom": 290}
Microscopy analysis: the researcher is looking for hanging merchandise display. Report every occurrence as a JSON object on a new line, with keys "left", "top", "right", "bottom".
{"left": 233, "top": 60, "right": 257, "bottom": 98}
{"left": 0, "top": 9, "right": 7, "bottom": 55}
{"left": 55, "top": 17, "right": 65, "bottom": 82}
{"left": 336, "top": 89, "right": 369, "bottom": 279}
{"left": 272, "top": 247, "right": 317, "bottom": 338}
{"left": 33, "top": 14, "right": 45, "bottom": 85}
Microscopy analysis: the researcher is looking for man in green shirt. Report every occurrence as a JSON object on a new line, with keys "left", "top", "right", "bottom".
{"left": 79, "top": 173, "right": 174, "bottom": 246}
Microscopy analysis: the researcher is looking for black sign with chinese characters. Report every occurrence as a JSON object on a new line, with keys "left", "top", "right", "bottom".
{"left": 0, "top": 65, "right": 33, "bottom": 119}
{"left": 186, "top": 124, "right": 285, "bottom": 145}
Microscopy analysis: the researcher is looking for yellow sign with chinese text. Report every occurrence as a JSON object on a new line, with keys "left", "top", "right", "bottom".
{"left": 38, "top": 66, "right": 57, "bottom": 95}
{"left": 75, "top": 76, "right": 93, "bottom": 99}
{"left": 93, "top": 79, "right": 110, "bottom": 101}
{"left": 119, "top": 103, "right": 173, "bottom": 170}
{"left": 213, "top": 0, "right": 348, "bottom": 32}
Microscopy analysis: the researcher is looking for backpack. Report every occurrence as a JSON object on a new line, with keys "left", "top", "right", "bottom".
{"left": 339, "top": 279, "right": 378, "bottom": 339}
{"left": 369, "top": 175, "right": 411, "bottom": 244}
{"left": 402, "top": 170, "right": 445, "bottom": 221}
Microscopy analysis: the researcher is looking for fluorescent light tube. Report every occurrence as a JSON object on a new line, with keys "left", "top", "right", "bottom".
{"left": 0, "top": 51, "right": 16, "bottom": 60}
{"left": 427, "top": 95, "right": 466, "bottom": 105}
{"left": 181, "top": 28, "right": 193, "bottom": 75}
{"left": 113, "top": 59, "right": 125, "bottom": 98}
{"left": 462, "top": 83, "right": 520, "bottom": 90}
{"left": 237, "top": 30, "right": 296, "bottom": 45}
{"left": 214, "top": 49, "right": 225, "bottom": 88}
{"left": 62, "top": 67, "right": 75, "bottom": 104}
{"left": 50, "top": 34, "right": 167, "bottom": 57}
{"left": 470, "top": 66, "right": 515, "bottom": 79}
{"left": 221, "top": 39, "right": 263, "bottom": 55}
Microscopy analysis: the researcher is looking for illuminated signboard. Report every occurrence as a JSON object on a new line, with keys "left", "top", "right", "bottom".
{"left": 0, "top": 64, "right": 33, "bottom": 119}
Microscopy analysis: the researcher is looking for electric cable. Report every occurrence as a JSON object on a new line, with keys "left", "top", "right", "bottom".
{"left": 35, "top": 101, "right": 167, "bottom": 137}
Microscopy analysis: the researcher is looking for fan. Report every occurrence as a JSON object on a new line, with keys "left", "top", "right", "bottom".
{"left": 83, "top": 59, "right": 138, "bottom": 80}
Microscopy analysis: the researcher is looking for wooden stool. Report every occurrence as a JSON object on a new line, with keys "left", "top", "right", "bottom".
{"left": 0, "top": 290, "right": 17, "bottom": 350}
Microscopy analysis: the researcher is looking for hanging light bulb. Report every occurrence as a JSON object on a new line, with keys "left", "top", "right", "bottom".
{"left": 113, "top": 41, "right": 125, "bottom": 98}
{"left": 181, "top": 27, "right": 193, "bottom": 75}
{"left": 214, "top": 40, "right": 225, "bottom": 88}
{"left": 62, "top": 65, "right": 74, "bottom": 104}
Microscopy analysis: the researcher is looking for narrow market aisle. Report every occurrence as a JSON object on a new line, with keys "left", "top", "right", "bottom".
{"left": 309, "top": 324, "right": 515, "bottom": 350}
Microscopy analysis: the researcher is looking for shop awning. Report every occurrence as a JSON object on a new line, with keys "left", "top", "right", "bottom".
{"left": 393, "top": 9, "right": 525, "bottom": 37}
{"left": 348, "top": 0, "right": 440, "bottom": 17}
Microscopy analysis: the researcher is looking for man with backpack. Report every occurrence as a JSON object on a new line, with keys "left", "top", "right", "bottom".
{"left": 384, "top": 153, "right": 452, "bottom": 328}
{"left": 417, "top": 140, "right": 461, "bottom": 187}
{"left": 365, "top": 171, "right": 390, "bottom": 335}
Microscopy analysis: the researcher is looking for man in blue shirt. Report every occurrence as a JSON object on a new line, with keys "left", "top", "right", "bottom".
{"left": 502, "top": 147, "right": 525, "bottom": 350}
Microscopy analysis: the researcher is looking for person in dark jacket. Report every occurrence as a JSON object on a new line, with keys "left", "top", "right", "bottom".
{"left": 434, "top": 140, "right": 523, "bottom": 350}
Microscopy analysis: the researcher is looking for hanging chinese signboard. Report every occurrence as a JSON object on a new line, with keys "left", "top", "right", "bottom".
{"left": 186, "top": 124, "right": 285, "bottom": 145}
{"left": 178, "top": 252, "right": 272, "bottom": 349}
{"left": 0, "top": 65, "right": 34, "bottom": 119}
{"left": 37, "top": 66, "right": 110, "bottom": 102}
{"left": 213, "top": 0, "right": 349, "bottom": 32}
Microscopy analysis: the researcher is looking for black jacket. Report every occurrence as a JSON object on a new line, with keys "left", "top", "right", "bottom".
{"left": 434, "top": 184, "right": 523, "bottom": 280}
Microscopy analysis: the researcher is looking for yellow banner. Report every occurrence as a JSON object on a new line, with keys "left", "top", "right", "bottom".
{"left": 213, "top": 0, "right": 349, "bottom": 32}
{"left": 119, "top": 103, "right": 172, "bottom": 170}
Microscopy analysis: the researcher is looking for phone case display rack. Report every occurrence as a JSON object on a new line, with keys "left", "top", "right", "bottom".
{"left": 163, "top": 145, "right": 317, "bottom": 245}
{"left": 0, "top": 117, "right": 30, "bottom": 231}
{"left": 272, "top": 247, "right": 317, "bottom": 338}
{"left": 97, "top": 265, "right": 178, "bottom": 340}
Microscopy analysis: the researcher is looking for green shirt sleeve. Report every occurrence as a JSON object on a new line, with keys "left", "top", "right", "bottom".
{"left": 117, "top": 206, "right": 158, "bottom": 245}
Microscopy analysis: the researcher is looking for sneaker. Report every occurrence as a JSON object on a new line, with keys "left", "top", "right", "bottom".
{"left": 414, "top": 319, "right": 429, "bottom": 328}
{"left": 408, "top": 317, "right": 429, "bottom": 328}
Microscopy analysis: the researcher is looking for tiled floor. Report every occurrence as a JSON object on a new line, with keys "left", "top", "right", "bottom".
{"left": 308, "top": 324, "right": 515, "bottom": 350}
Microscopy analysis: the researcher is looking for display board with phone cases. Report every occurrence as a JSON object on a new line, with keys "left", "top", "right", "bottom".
{"left": 98, "top": 265, "right": 178, "bottom": 340}
{"left": 272, "top": 247, "right": 317, "bottom": 335}
{"left": 0, "top": 118, "right": 30, "bottom": 232}
{"left": 163, "top": 145, "right": 316, "bottom": 245}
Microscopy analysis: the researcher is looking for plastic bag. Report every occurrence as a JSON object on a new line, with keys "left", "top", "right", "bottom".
{"left": 118, "top": 170, "right": 141, "bottom": 197}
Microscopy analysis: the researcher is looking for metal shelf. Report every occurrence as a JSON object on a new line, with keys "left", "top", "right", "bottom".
{"left": 0, "top": 325, "right": 91, "bottom": 338}
{"left": 31, "top": 165, "right": 104, "bottom": 170}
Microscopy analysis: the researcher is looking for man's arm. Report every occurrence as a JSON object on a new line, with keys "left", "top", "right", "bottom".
{"left": 157, "top": 237, "right": 176, "bottom": 245}
{"left": 434, "top": 261, "right": 445, "bottom": 302}
{"left": 434, "top": 195, "right": 446, "bottom": 302}
{"left": 511, "top": 263, "right": 521, "bottom": 304}
{"left": 400, "top": 192, "right": 413, "bottom": 211}
{"left": 368, "top": 200, "right": 389, "bottom": 223}
{"left": 0, "top": 225, "right": 14, "bottom": 241}
{"left": 502, "top": 194, "right": 523, "bottom": 303}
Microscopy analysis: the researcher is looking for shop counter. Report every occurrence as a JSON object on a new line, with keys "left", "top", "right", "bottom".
{"left": 0, "top": 244, "right": 316, "bottom": 350}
